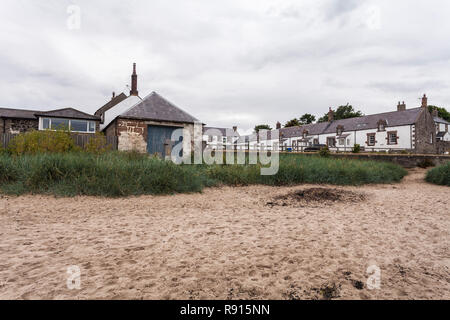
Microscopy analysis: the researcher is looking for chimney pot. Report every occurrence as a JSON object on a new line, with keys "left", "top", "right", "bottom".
{"left": 233, "top": 126, "right": 237, "bottom": 132}
{"left": 421, "top": 94, "right": 428, "bottom": 108}
{"left": 130, "top": 63, "right": 139, "bottom": 96}
{"left": 397, "top": 101, "right": 406, "bottom": 111}
{"left": 328, "top": 108, "right": 334, "bottom": 122}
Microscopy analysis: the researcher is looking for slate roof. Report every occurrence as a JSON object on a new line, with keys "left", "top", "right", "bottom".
{"left": 434, "top": 116, "right": 450, "bottom": 125}
{"left": 35, "top": 108, "right": 100, "bottom": 121}
{"left": 0, "top": 107, "right": 40, "bottom": 119}
{"left": 321, "top": 107, "right": 423, "bottom": 134}
{"left": 121, "top": 92, "right": 199, "bottom": 124}
{"left": 245, "top": 107, "right": 426, "bottom": 142}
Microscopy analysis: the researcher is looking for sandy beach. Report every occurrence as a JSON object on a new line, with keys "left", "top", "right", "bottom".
{"left": 0, "top": 168, "right": 448, "bottom": 300}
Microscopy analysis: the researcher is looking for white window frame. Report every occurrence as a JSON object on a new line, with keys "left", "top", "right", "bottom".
{"left": 40, "top": 117, "right": 96, "bottom": 133}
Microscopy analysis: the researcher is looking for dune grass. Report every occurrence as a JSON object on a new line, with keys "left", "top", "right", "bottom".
{"left": 426, "top": 161, "right": 450, "bottom": 186}
{"left": 0, "top": 152, "right": 407, "bottom": 197}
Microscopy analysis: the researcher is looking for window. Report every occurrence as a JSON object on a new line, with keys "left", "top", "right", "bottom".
{"left": 377, "top": 120, "right": 387, "bottom": 132}
{"left": 71, "top": 120, "right": 88, "bottom": 132}
{"left": 430, "top": 134, "right": 433, "bottom": 144}
{"left": 327, "top": 137, "right": 336, "bottom": 147}
{"left": 222, "top": 137, "right": 227, "bottom": 144}
{"left": 51, "top": 118, "right": 69, "bottom": 130}
{"left": 387, "top": 131, "right": 398, "bottom": 145}
{"left": 41, "top": 118, "right": 96, "bottom": 133}
{"left": 336, "top": 126, "right": 344, "bottom": 136}
{"left": 313, "top": 138, "right": 319, "bottom": 145}
{"left": 339, "top": 138, "right": 345, "bottom": 146}
{"left": 366, "top": 133, "right": 376, "bottom": 146}
{"left": 43, "top": 118, "right": 50, "bottom": 129}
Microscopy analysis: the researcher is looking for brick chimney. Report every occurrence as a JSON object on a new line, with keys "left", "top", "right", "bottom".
{"left": 397, "top": 101, "right": 406, "bottom": 111}
{"left": 328, "top": 108, "right": 334, "bottom": 122}
{"left": 112, "top": 92, "right": 116, "bottom": 100}
{"left": 276, "top": 122, "right": 281, "bottom": 130}
{"left": 130, "top": 63, "right": 139, "bottom": 96}
{"left": 421, "top": 94, "right": 428, "bottom": 108}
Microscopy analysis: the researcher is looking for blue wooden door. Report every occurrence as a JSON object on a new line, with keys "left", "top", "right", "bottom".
{"left": 147, "top": 125, "right": 180, "bottom": 158}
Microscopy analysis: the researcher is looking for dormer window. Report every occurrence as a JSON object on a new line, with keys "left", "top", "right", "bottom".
{"left": 336, "top": 125, "right": 344, "bottom": 136}
{"left": 303, "top": 130, "right": 309, "bottom": 138}
{"left": 377, "top": 120, "right": 387, "bottom": 132}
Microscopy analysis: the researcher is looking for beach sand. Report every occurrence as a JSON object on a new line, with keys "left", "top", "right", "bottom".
{"left": 0, "top": 168, "right": 448, "bottom": 300}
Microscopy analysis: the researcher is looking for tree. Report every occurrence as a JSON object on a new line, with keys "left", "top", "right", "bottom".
{"left": 284, "top": 118, "right": 300, "bottom": 128}
{"left": 318, "top": 104, "right": 364, "bottom": 122}
{"left": 428, "top": 105, "right": 450, "bottom": 122}
{"left": 299, "top": 113, "right": 316, "bottom": 125}
{"left": 254, "top": 124, "right": 272, "bottom": 133}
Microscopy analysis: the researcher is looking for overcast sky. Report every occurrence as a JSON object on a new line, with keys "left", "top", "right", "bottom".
{"left": 1, "top": 0, "right": 450, "bottom": 133}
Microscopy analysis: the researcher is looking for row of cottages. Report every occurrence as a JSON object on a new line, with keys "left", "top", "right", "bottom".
{"left": 245, "top": 95, "right": 448, "bottom": 154}
{"left": 202, "top": 126, "right": 240, "bottom": 150}
{"left": 95, "top": 64, "right": 201, "bottom": 158}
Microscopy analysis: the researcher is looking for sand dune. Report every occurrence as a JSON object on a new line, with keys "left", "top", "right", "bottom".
{"left": 0, "top": 168, "right": 448, "bottom": 300}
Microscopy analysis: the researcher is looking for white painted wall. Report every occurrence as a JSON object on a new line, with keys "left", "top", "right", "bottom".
{"left": 100, "top": 96, "right": 142, "bottom": 131}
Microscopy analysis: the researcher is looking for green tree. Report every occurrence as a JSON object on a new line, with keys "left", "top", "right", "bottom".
{"left": 299, "top": 113, "right": 316, "bottom": 125}
{"left": 318, "top": 104, "right": 364, "bottom": 122}
{"left": 284, "top": 118, "right": 300, "bottom": 128}
{"left": 428, "top": 105, "right": 450, "bottom": 122}
{"left": 254, "top": 124, "right": 272, "bottom": 133}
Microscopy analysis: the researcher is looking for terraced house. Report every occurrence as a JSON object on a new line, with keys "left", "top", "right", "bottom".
{"left": 246, "top": 95, "right": 448, "bottom": 154}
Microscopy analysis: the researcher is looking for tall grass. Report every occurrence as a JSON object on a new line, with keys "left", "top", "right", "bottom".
{"left": 426, "top": 162, "right": 450, "bottom": 186}
{"left": 0, "top": 152, "right": 407, "bottom": 197}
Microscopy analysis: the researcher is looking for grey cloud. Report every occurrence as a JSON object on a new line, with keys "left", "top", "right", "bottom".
{"left": 0, "top": 0, "right": 450, "bottom": 131}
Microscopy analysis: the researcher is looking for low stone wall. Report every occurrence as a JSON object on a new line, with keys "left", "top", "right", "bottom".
{"left": 305, "top": 153, "right": 450, "bottom": 168}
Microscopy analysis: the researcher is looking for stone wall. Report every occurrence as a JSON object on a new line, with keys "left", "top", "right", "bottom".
{"left": 116, "top": 119, "right": 147, "bottom": 153}
{"left": 414, "top": 108, "right": 437, "bottom": 154}
{"left": 437, "top": 141, "right": 450, "bottom": 154}
{"left": 114, "top": 118, "right": 196, "bottom": 157}
{"left": 0, "top": 119, "right": 38, "bottom": 134}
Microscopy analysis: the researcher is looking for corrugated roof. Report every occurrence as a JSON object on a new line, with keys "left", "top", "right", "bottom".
{"left": 35, "top": 108, "right": 100, "bottom": 121}
{"left": 121, "top": 92, "right": 199, "bottom": 124}
{"left": 0, "top": 107, "right": 40, "bottom": 119}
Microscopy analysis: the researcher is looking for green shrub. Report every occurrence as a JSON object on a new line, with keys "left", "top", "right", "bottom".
{"left": 417, "top": 158, "right": 435, "bottom": 169}
{"left": 84, "top": 132, "right": 112, "bottom": 154}
{"left": 8, "top": 130, "right": 79, "bottom": 155}
{"left": 426, "top": 162, "right": 450, "bottom": 186}
{"left": 319, "top": 146, "right": 330, "bottom": 157}
{"left": 352, "top": 144, "right": 361, "bottom": 153}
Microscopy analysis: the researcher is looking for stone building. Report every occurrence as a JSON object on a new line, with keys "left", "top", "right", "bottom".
{"left": 96, "top": 64, "right": 201, "bottom": 158}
